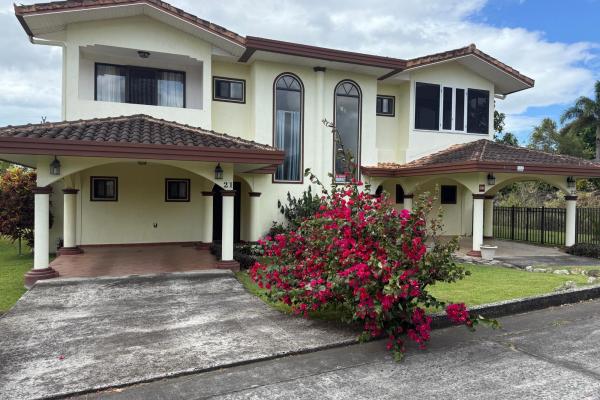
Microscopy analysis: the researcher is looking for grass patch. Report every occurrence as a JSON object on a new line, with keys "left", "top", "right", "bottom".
{"left": 0, "top": 238, "right": 33, "bottom": 313}
{"left": 237, "top": 263, "right": 591, "bottom": 317}
{"left": 428, "top": 264, "right": 589, "bottom": 307}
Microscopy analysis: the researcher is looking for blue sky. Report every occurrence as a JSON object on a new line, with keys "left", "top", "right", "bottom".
{"left": 0, "top": 0, "right": 598, "bottom": 146}
{"left": 472, "top": 0, "right": 600, "bottom": 142}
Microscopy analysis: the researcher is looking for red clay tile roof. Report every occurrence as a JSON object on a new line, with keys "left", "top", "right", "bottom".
{"left": 405, "top": 44, "right": 534, "bottom": 87}
{"left": 0, "top": 114, "right": 284, "bottom": 166}
{"left": 363, "top": 139, "right": 600, "bottom": 177}
{"left": 14, "top": 0, "right": 246, "bottom": 45}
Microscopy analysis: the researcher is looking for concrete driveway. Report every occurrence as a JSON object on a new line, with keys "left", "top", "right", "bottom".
{"left": 81, "top": 299, "right": 600, "bottom": 400}
{"left": 0, "top": 271, "right": 356, "bottom": 400}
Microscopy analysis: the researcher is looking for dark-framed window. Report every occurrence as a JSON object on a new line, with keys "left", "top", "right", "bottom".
{"left": 334, "top": 80, "right": 362, "bottom": 183}
{"left": 442, "top": 87, "right": 453, "bottom": 130}
{"left": 414, "top": 82, "right": 440, "bottom": 130}
{"left": 95, "top": 63, "right": 185, "bottom": 108}
{"left": 455, "top": 88, "right": 465, "bottom": 131}
{"left": 213, "top": 77, "right": 245, "bottom": 103}
{"left": 395, "top": 184, "right": 405, "bottom": 204}
{"left": 273, "top": 73, "right": 303, "bottom": 183}
{"left": 90, "top": 176, "right": 118, "bottom": 201}
{"left": 467, "top": 89, "right": 490, "bottom": 134}
{"left": 376, "top": 95, "right": 395, "bottom": 116}
{"left": 440, "top": 185, "right": 457, "bottom": 205}
{"left": 165, "top": 179, "right": 190, "bottom": 202}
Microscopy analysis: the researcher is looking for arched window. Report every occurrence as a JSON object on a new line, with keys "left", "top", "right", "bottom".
{"left": 274, "top": 73, "right": 303, "bottom": 182}
{"left": 334, "top": 80, "right": 361, "bottom": 183}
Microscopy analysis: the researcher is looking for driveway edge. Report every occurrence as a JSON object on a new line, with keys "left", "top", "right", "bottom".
{"left": 430, "top": 283, "right": 600, "bottom": 329}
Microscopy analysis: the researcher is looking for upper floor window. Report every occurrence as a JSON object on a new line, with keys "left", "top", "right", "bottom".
{"left": 414, "top": 82, "right": 489, "bottom": 134}
{"left": 95, "top": 63, "right": 185, "bottom": 108}
{"left": 467, "top": 89, "right": 490, "bottom": 134}
{"left": 273, "top": 73, "right": 303, "bottom": 182}
{"left": 213, "top": 77, "right": 245, "bottom": 103}
{"left": 376, "top": 95, "right": 395, "bottom": 117}
{"left": 334, "top": 80, "right": 362, "bottom": 183}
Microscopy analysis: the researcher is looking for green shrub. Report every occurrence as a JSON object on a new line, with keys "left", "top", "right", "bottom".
{"left": 566, "top": 243, "right": 600, "bottom": 258}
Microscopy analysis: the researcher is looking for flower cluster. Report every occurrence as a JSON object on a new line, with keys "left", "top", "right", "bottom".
{"left": 251, "top": 175, "right": 477, "bottom": 360}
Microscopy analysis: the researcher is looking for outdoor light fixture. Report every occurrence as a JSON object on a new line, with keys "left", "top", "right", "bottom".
{"left": 137, "top": 50, "right": 150, "bottom": 59}
{"left": 487, "top": 173, "right": 496, "bottom": 186}
{"left": 567, "top": 176, "right": 576, "bottom": 190}
{"left": 214, "top": 163, "right": 224, "bottom": 180}
{"left": 50, "top": 156, "right": 61, "bottom": 176}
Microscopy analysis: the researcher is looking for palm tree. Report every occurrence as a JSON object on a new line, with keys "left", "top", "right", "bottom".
{"left": 561, "top": 81, "right": 600, "bottom": 160}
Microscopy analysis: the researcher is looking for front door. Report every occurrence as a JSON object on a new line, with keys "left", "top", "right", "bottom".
{"left": 212, "top": 182, "right": 241, "bottom": 243}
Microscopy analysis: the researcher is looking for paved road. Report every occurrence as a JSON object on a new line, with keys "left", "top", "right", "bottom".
{"left": 83, "top": 299, "right": 600, "bottom": 400}
{"left": 0, "top": 271, "right": 355, "bottom": 400}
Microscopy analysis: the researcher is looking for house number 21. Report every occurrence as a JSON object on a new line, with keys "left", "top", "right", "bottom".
{"left": 223, "top": 181, "right": 234, "bottom": 189}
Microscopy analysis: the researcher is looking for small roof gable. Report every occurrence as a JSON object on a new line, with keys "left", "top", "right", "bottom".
{"left": 0, "top": 114, "right": 284, "bottom": 167}
{"left": 363, "top": 140, "right": 600, "bottom": 177}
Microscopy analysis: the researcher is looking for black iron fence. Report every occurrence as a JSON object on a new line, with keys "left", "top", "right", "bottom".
{"left": 494, "top": 206, "right": 600, "bottom": 246}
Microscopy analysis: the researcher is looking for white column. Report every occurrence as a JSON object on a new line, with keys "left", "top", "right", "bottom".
{"left": 33, "top": 190, "right": 50, "bottom": 269}
{"left": 60, "top": 188, "right": 81, "bottom": 254}
{"left": 25, "top": 187, "right": 58, "bottom": 288}
{"left": 314, "top": 67, "right": 325, "bottom": 178}
{"left": 221, "top": 191, "right": 235, "bottom": 262}
{"left": 197, "top": 191, "right": 213, "bottom": 249}
{"left": 565, "top": 195, "right": 577, "bottom": 247}
{"left": 483, "top": 196, "right": 494, "bottom": 238}
{"left": 471, "top": 195, "right": 485, "bottom": 254}
{"left": 403, "top": 194, "right": 414, "bottom": 211}
{"left": 249, "top": 192, "right": 262, "bottom": 242}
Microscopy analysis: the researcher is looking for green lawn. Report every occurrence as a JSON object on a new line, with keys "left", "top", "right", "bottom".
{"left": 428, "top": 264, "right": 589, "bottom": 306}
{"left": 236, "top": 263, "right": 590, "bottom": 316}
{"left": 0, "top": 238, "right": 33, "bottom": 313}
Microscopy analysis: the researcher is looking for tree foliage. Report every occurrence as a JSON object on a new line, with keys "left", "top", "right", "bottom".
{"left": 493, "top": 111, "right": 519, "bottom": 146}
{"left": 0, "top": 168, "right": 37, "bottom": 248}
{"left": 561, "top": 80, "right": 600, "bottom": 160}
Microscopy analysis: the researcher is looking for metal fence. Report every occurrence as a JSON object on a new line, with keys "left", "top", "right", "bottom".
{"left": 494, "top": 206, "right": 600, "bottom": 246}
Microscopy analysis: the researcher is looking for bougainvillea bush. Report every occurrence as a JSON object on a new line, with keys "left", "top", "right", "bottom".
{"left": 251, "top": 172, "right": 495, "bottom": 360}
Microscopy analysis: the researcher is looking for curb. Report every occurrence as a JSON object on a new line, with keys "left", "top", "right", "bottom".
{"left": 430, "top": 283, "right": 600, "bottom": 329}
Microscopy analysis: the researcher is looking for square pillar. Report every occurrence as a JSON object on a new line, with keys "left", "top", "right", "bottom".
{"left": 249, "top": 192, "right": 262, "bottom": 242}
{"left": 565, "top": 195, "right": 577, "bottom": 247}
{"left": 58, "top": 188, "right": 83, "bottom": 255}
{"left": 483, "top": 195, "right": 494, "bottom": 239}
{"left": 216, "top": 190, "right": 240, "bottom": 271}
{"left": 196, "top": 191, "right": 214, "bottom": 250}
{"left": 468, "top": 194, "right": 485, "bottom": 257}
{"left": 24, "top": 187, "right": 59, "bottom": 288}
{"left": 403, "top": 193, "right": 414, "bottom": 211}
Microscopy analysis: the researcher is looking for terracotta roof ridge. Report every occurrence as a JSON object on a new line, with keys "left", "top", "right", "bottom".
{"left": 491, "top": 140, "right": 600, "bottom": 165}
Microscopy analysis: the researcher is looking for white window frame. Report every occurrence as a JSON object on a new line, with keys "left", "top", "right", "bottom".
{"left": 439, "top": 86, "right": 467, "bottom": 133}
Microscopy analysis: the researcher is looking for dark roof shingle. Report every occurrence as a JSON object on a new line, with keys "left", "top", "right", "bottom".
{"left": 0, "top": 114, "right": 277, "bottom": 151}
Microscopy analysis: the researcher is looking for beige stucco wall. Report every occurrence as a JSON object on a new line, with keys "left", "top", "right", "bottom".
{"left": 406, "top": 61, "right": 495, "bottom": 162}
{"left": 62, "top": 15, "right": 212, "bottom": 127}
{"left": 211, "top": 62, "right": 253, "bottom": 139}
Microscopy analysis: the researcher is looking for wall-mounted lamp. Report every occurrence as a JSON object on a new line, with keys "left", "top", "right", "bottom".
{"left": 487, "top": 173, "right": 496, "bottom": 186}
{"left": 50, "top": 156, "right": 61, "bottom": 176}
{"left": 214, "top": 163, "right": 224, "bottom": 180}
{"left": 137, "top": 50, "right": 151, "bottom": 59}
{"left": 567, "top": 176, "right": 576, "bottom": 190}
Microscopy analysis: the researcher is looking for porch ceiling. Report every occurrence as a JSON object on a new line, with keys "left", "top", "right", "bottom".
{"left": 362, "top": 139, "right": 600, "bottom": 177}
{"left": 0, "top": 114, "right": 284, "bottom": 170}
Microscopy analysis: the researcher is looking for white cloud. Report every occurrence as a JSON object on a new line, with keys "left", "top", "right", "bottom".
{"left": 0, "top": 0, "right": 597, "bottom": 128}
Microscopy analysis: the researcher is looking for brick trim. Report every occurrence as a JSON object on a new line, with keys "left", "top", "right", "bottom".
{"left": 403, "top": 193, "right": 414, "bottom": 199}
{"left": 248, "top": 192, "right": 261, "bottom": 197}
{"left": 565, "top": 195, "right": 578, "bottom": 201}
{"left": 472, "top": 194, "right": 487, "bottom": 200}
{"left": 484, "top": 195, "right": 495, "bottom": 200}
{"left": 201, "top": 191, "right": 215, "bottom": 196}
{"left": 221, "top": 190, "right": 236, "bottom": 197}
{"left": 62, "top": 188, "right": 79, "bottom": 195}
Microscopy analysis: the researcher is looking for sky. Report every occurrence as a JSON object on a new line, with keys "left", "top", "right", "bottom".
{"left": 0, "top": 0, "right": 599, "bottom": 144}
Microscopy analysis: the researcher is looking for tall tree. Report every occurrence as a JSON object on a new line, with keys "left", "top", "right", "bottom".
{"left": 561, "top": 80, "right": 600, "bottom": 160}
{"left": 493, "top": 110, "right": 519, "bottom": 146}
{"left": 528, "top": 118, "right": 559, "bottom": 152}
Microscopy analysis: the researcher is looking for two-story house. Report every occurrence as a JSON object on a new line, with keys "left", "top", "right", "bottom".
{"left": 3, "top": 0, "right": 600, "bottom": 287}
